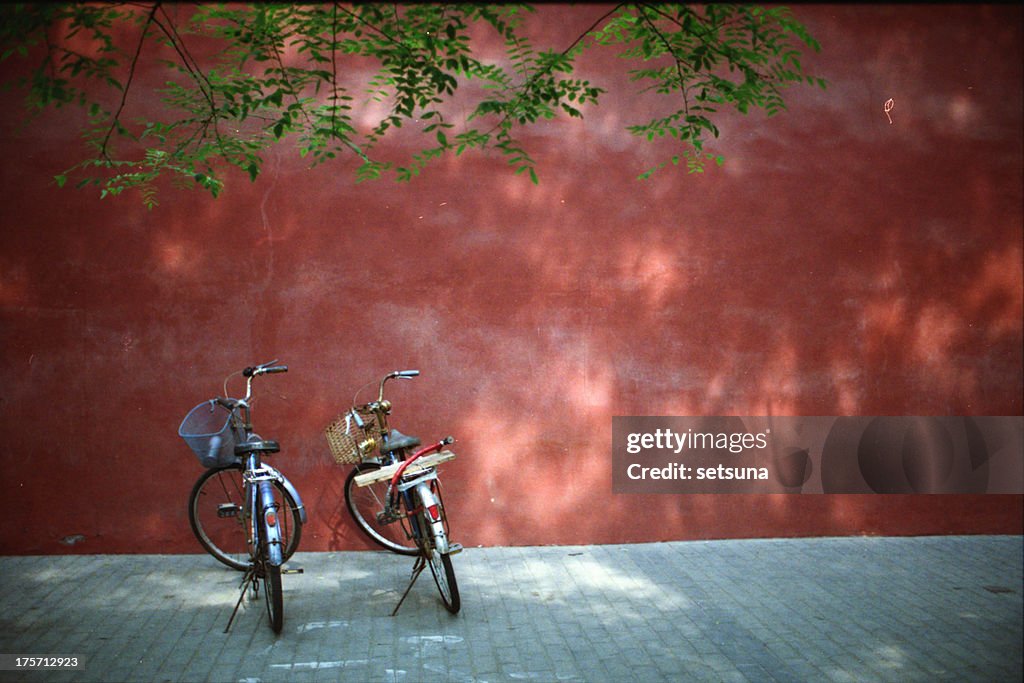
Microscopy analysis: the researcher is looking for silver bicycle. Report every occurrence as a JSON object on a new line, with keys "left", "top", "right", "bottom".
{"left": 180, "top": 360, "right": 306, "bottom": 633}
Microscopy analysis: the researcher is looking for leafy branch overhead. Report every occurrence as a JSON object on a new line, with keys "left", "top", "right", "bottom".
{"left": 0, "top": 2, "right": 826, "bottom": 206}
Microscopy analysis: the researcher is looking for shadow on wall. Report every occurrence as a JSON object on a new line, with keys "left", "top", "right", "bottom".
{"left": 0, "top": 5, "right": 1021, "bottom": 553}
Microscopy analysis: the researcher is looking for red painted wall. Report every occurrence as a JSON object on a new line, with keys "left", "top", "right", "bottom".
{"left": 2, "top": 5, "right": 1021, "bottom": 554}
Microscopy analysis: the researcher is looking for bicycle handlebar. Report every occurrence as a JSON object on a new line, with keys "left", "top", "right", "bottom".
{"left": 376, "top": 370, "right": 419, "bottom": 403}
{"left": 223, "top": 360, "right": 288, "bottom": 404}
{"left": 244, "top": 360, "right": 288, "bottom": 377}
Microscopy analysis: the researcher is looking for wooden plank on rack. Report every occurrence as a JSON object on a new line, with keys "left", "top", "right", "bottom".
{"left": 354, "top": 450, "right": 457, "bottom": 487}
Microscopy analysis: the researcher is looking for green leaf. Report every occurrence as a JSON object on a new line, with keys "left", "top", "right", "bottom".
{"left": 0, "top": 1, "right": 825, "bottom": 202}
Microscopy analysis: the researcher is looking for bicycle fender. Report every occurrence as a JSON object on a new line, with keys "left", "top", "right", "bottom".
{"left": 260, "top": 462, "right": 308, "bottom": 525}
{"left": 258, "top": 482, "right": 285, "bottom": 566}
{"left": 279, "top": 477, "right": 308, "bottom": 525}
{"left": 416, "top": 483, "right": 449, "bottom": 555}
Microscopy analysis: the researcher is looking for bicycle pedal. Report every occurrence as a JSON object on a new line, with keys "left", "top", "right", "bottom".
{"left": 449, "top": 543, "right": 464, "bottom": 555}
{"left": 376, "top": 510, "right": 402, "bottom": 525}
{"left": 282, "top": 567, "right": 304, "bottom": 575}
{"left": 217, "top": 503, "right": 242, "bottom": 518}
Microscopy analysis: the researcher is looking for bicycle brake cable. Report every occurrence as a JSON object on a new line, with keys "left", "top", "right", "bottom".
{"left": 352, "top": 379, "right": 376, "bottom": 407}
{"left": 223, "top": 369, "right": 243, "bottom": 399}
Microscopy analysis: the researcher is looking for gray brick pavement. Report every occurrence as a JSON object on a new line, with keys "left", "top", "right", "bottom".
{"left": 1, "top": 536, "right": 1021, "bottom": 682}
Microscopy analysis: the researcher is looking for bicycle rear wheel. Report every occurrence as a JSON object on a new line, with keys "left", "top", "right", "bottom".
{"left": 344, "top": 463, "right": 418, "bottom": 556}
{"left": 189, "top": 464, "right": 303, "bottom": 570}
{"left": 428, "top": 551, "right": 460, "bottom": 614}
{"left": 261, "top": 545, "right": 284, "bottom": 633}
{"left": 416, "top": 511, "right": 460, "bottom": 614}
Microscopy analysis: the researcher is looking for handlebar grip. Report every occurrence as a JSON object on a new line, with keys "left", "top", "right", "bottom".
{"left": 395, "top": 370, "right": 419, "bottom": 378}
{"left": 244, "top": 363, "right": 288, "bottom": 377}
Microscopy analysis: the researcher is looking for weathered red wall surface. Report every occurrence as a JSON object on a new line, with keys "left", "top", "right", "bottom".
{"left": 1, "top": 5, "right": 1021, "bottom": 554}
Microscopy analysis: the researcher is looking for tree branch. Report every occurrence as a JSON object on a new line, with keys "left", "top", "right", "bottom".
{"left": 100, "top": 1, "right": 160, "bottom": 161}
{"left": 484, "top": 3, "right": 626, "bottom": 138}
{"left": 635, "top": 4, "right": 692, "bottom": 123}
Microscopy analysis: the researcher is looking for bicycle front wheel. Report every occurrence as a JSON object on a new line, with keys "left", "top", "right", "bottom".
{"left": 189, "top": 464, "right": 303, "bottom": 570}
{"left": 344, "top": 463, "right": 418, "bottom": 556}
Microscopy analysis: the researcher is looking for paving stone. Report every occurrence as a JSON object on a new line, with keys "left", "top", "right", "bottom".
{"left": 1, "top": 536, "right": 1021, "bottom": 682}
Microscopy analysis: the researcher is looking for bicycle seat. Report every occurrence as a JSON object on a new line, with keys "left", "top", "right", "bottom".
{"left": 382, "top": 430, "right": 421, "bottom": 453}
{"left": 234, "top": 440, "right": 280, "bottom": 455}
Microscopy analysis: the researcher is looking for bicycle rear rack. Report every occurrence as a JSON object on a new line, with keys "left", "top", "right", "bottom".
{"left": 352, "top": 450, "right": 457, "bottom": 487}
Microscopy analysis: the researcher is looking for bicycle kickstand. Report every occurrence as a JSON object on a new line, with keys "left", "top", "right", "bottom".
{"left": 224, "top": 567, "right": 259, "bottom": 633}
{"left": 391, "top": 555, "right": 427, "bottom": 617}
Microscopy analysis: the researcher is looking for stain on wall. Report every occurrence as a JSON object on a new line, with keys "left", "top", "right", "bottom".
{"left": 1, "top": 4, "right": 1021, "bottom": 554}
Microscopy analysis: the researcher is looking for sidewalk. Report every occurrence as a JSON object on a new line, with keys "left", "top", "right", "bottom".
{"left": 1, "top": 536, "right": 1021, "bottom": 682}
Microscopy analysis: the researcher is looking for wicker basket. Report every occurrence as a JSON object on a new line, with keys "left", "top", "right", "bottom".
{"left": 325, "top": 408, "right": 382, "bottom": 465}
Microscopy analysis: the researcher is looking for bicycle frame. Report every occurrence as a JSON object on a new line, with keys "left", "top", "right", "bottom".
{"left": 228, "top": 367, "right": 307, "bottom": 540}
{"left": 243, "top": 454, "right": 286, "bottom": 567}
{"left": 356, "top": 374, "right": 456, "bottom": 554}
{"left": 397, "top": 470, "right": 450, "bottom": 555}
